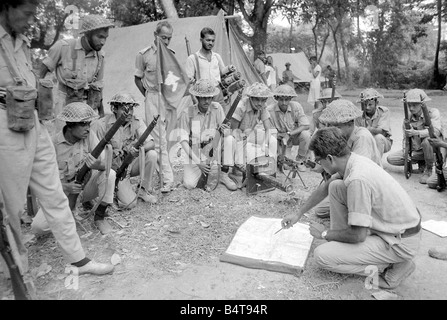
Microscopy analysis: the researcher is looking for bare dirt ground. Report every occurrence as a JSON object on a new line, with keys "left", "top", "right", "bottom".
{"left": 1, "top": 88, "right": 447, "bottom": 301}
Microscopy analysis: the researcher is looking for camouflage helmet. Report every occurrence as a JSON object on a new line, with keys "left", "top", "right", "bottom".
{"left": 404, "top": 88, "right": 432, "bottom": 103}
{"left": 319, "top": 99, "right": 363, "bottom": 125}
{"left": 273, "top": 84, "right": 297, "bottom": 98}
{"left": 109, "top": 93, "right": 139, "bottom": 106}
{"left": 318, "top": 88, "right": 342, "bottom": 100}
{"left": 357, "top": 88, "right": 384, "bottom": 103}
{"left": 189, "top": 79, "right": 220, "bottom": 97}
{"left": 245, "top": 82, "right": 272, "bottom": 98}
{"left": 57, "top": 102, "right": 98, "bottom": 122}
{"left": 79, "top": 14, "right": 115, "bottom": 34}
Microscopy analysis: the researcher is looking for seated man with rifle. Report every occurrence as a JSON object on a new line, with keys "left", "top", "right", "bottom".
{"left": 356, "top": 88, "right": 393, "bottom": 158}
{"left": 387, "top": 89, "right": 445, "bottom": 185}
{"left": 267, "top": 84, "right": 311, "bottom": 172}
{"left": 31, "top": 102, "right": 121, "bottom": 235}
{"left": 178, "top": 79, "right": 238, "bottom": 191}
{"left": 230, "top": 82, "right": 278, "bottom": 167}
{"left": 90, "top": 93, "right": 159, "bottom": 208}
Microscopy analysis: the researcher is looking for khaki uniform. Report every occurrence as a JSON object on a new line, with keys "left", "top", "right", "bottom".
{"left": 134, "top": 44, "right": 174, "bottom": 186}
{"left": 356, "top": 105, "right": 393, "bottom": 156}
{"left": 267, "top": 101, "right": 311, "bottom": 159}
{"left": 0, "top": 25, "right": 85, "bottom": 272}
{"left": 178, "top": 101, "right": 236, "bottom": 188}
{"left": 90, "top": 114, "right": 157, "bottom": 206}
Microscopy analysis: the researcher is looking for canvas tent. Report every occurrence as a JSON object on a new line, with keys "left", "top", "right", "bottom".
{"left": 269, "top": 52, "right": 327, "bottom": 83}
{"left": 102, "top": 10, "right": 260, "bottom": 119}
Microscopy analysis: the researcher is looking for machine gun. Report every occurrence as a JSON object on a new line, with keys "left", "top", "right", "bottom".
{"left": 114, "top": 115, "right": 159, "bottom": 191}
{"left": 67, "top": 113, "right": 127, "bottom": 211}
{"left": 420, "top": 97, "right": 446, "bottom": 191}
{"left": 237, "top": 157, "right": 294, "bottom": 196}
{"left": 196, "top": 86, "right": 245, "bottom": 191}
{"left": 403, "top": 92, "right": 413, "bottom": 179}
{"left": 0, "top": 191, "right": 31, "bottom": 300}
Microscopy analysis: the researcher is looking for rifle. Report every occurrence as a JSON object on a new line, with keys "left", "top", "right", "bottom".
{"left": 0, "top": 191, "right": 30, "bottom": 300}
{"left": 330, "top": 74, "right": 336, "bottom": 101}
{"left": 67, "top": 113, "right": 127, "bottom": 211}
{"left": 403, "top": 92, "right": 413, "bottom": 179}
{"left": 114, "top": 115, "right": 159, "bottom": 191}
{"left": 185, "top": 35, "right": 191, "bottom": 56}
{"left": 420, "top": 97, "right": 446, "bottom": 191}
{"left": 196, "top": 87, "right": 245, "bottom": 190}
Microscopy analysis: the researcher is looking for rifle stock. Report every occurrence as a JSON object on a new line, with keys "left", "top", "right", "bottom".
{"left": 115, "top": 115, "right": 160, "bottom": 190}
{"left": 420, "top": 98, "right": 446, "bottom": 191}
{"left": 403, "top": 92, "right": 413, "bottom": 179}
{"left": 67, "top": 113, "right": 127, "bottom": 210}
{"left": 0, "top": 193, "right": 30, "bottom": 300}
{"left": 196, "top": 89, "right": 245, "bottom": 190}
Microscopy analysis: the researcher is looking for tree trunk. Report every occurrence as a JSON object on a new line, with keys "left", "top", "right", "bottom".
{"left": 431, "top": 0, "right": 442, "bottom": 88}
{"left": 160, "top": 0, "right": 178, "bottom": 19}
{"left": 339, "top": 26, "right": 352, "bottom": 88}
{"left": 318, "top": 31, "right": 330, "bottom": 63}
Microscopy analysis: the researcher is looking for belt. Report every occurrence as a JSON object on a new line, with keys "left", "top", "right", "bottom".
{"left": 401, "top": 220, "right": 421, "bottom": 238}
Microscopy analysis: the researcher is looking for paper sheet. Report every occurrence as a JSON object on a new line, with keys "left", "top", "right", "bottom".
{"left": 421, "top": 220, "right": 447, "bottom": 237}
{"left": 220, "top": 216, "right": 314, "bottom": 274}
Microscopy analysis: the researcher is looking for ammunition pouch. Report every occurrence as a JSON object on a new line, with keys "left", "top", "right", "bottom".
{"left": 86, "top": 86, "right": 102, "bottom": 111}
{"left": 64, "top": 78, "right": 87, "bottom": 105}
{"left": 37, "top": 79, "right": 54, "bottom": 120}
{"left": 5, "top": 85, "right": 37, "bottom": 132}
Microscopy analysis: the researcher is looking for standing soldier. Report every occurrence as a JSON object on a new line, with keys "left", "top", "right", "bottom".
{"left": 39, "top": 14, "right": 114, "bottom": 134}
{"left": 356, "top": 88, "right": 393, "bottom": 158}
{"left": 134, "top": 21, "right": 175, "bottom": 193}
{"left": 0, "top": 0, "right": 114, "bottom": 292}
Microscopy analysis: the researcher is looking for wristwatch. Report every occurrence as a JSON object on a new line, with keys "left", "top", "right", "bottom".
{"left": 321, "top": 230, "right": 328, "bottom": 240}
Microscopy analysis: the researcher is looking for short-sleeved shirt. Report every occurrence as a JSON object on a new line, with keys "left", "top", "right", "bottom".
{"left": 52, "top": 130, "right": 100, "bottom": 182}
{"left": 90, "top": 113, "right": 153, "bottom": 168}
{"left": 347, "top": 126, "right": 382, "bottom": 167}
{"left": 134, "top": 43, "right": 158, "bottom": 92}
{"left": 177, "top": 101, "right": 225, "bottom": 145}
{"left": 0, "top": 25, "right": 36, "bottom": 92}
{"left": 405, "top": 107, "right": 443, "bottom": 151}
{"left": 253, "top": 58, "right": 265, "bottom": 76}
{"left": 267, "top": 101, "right": 309, "bottom": 133}
{"left": 185, "top": 51, "right": 225, "bottom": 87}
{"left": 265, "top": 65, "right": 277, "bottom": 87}
{"left": 356, "top": 105, "right": 392, "bottom": 138}
{"left": 232, "top": 97, "right": 270, "bottom": 133}
{"left": 43, "top": 38, "right": 104, "bottom": 89}
{"left": 343, "top": 153, "right": 420, "bottom": 245}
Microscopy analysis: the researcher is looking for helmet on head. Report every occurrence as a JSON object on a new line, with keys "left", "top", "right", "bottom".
{"left": 57, "top": 102, "right": 98, "bottom": 122}
{"left": 245, "top": 82, "right": 272, "bottom": 98}
{"left": 319, "top": 99, "right": 363, "bottom": 125}
{"left": 189, "top": 79, "right": 220, "bottom": 97}
{"left": 318, "top": 88, "right": 342, "bottom": 100}
{"left": 357, "top": 88, "right": 384, "bottom": 103}
{"left": 79, "top": 14, "right": 115, "bottom": 34}
{"left": 109, "top": 93, "right": 138, "bottom": 112}
{"left": 404, "top": 88, "right": 432, "bottom": 103}
{"left": 273, "top": 85, "right": 297, "bottom": 99}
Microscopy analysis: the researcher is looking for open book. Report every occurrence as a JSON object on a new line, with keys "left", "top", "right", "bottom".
{"left": 220, "top": 216, "right": 314, "bottom": 275}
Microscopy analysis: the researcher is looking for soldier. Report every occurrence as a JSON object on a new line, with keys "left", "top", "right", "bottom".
{"left": 281, "top": 127, "right": 421, "bottom": 290}
{"left": 90, "top": 93, "right": 158, "bottom": 208}
{"left": 177, "top": 79, "right": 237, "bottom": 191}
{"left": 230, "top": 82, "right": 277, "bottom": 166}
{"left": 356, "top": 88, "right": 393, "bottom": 158}
{"left": 267, "top": 84, "right": 311, "bottom": 172}
{"left": 134, "top": 21, "right": 175, "bottom": 193}
{"left": 387, "top": 89, "right": 444, "bottom": 184}
{"left": 312, "top": 99, "right": 382, "bottom": 219}
{"left": 310, "top": 87, "right": 342, "bottom": 136}
{"left": 40, "top": 14, "right": 114, "bottom": 134}
{"left": 31, "top": 103, "right": 116, "bottom": 235}
{"left": 0, "top": 0, "right": 114, "bottom": 283}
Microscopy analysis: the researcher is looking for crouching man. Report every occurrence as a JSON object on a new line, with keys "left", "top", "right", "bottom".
{"left": 31, "top": 102, "right": 117, "bottom": 235}
{"left": 282, "top": 127, "right": 421, "bottom": 290}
